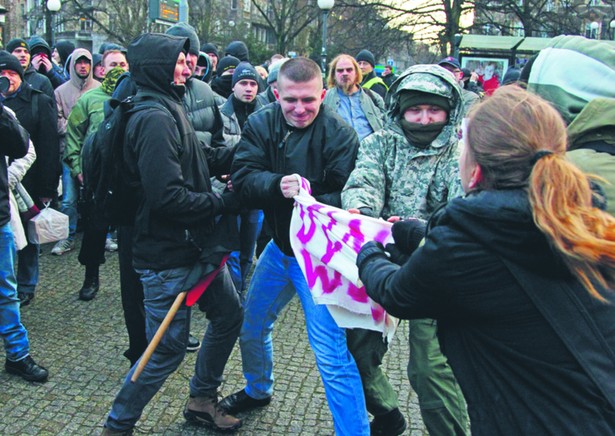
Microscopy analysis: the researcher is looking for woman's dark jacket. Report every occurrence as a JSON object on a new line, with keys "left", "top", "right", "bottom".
{"left": 361, "top": 189, "right": 615, "bottom": 435}
{"left": 231, "top": 103, "right": 359, "bottom": 256}
{"left": 0, "top": 109, "right": 29, "bottom": 226}
{"left": 4, "top": 84, "right": 60, "bottom": 202}
{"left": 124, "top": 33, "right": 233, "bottom": 270}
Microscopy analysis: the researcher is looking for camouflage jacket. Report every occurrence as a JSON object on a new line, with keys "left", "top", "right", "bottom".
{"left": 342, "top": 64, "right": 464, "bottom": 220}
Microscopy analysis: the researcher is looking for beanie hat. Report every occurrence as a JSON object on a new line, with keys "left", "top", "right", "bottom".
{"left": 356, "top": 49, "right": 375, "bottom": 68}
{"left": 92, "top": 53, "right": 103, "bottom": 68}
{"left": 438, "top": 56, "right": 460, "bottom": 70}
{"left": 267, "top": 59, "right": 285, "bottom": 84}
{"left": 398, "top": 91, "right": 450, "bottom": 114}
{"left": 501, "top": 67, "right": 521, "bottom": 86}
{"left": 54, "top": 40, "right": 75, "bottom": 65}
{"left": 225, "top": 41, "right": 249, "bottom": 62}
{"left": 28, "top": 35, "right": 52, "bottom": 57}
{"left": 232, "top": 62, "right": 258, "bottom": 88}
{"left": 201, "top": 43, "right": 219, "bottom": 59}
{"left": 461, "top": 68, "right": 471, "bottom": 80}
{"left": 0, "top": 51, "right": 25, "bottom": 79}
{"left": 166, "top": 22, "right": 200, "bottom": 56}
{"left": 6, "top": 38, "right": 28, "bottom": 54}
{"left": 218, "top": 55, "right": 240, "bottom": 75}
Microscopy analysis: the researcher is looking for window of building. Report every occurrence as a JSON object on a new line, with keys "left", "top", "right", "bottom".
{"left": 244, "top": 0, "right": 251, "bottom": 13}
{"left": 231, "top": 0, "right": 238, "bottom": 10}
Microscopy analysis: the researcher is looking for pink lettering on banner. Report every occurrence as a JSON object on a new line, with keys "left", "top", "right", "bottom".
{"left": 373, "top": 229, "right": 390, "bottom": 245}
{"left": 347, "top": 282, "right": 369, "bottom": 304}
{"left": 296, "top": 205, "right": 317, "bottom": 243}
{"left": 300, "top": 248, "right": 342, "bottom": 294}
{"left": 342, "top": 218, "right": 365, "bottom": 253}
{"left": 371, "top": 305, "right": 385, "bottom": 324}
{"left": 320, "top": 209, "right": 343, "bottom": 264}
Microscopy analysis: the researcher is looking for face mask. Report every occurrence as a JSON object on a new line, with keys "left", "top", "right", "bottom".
{"left": 400, "top": 120, "right": 446, "bottom": 148}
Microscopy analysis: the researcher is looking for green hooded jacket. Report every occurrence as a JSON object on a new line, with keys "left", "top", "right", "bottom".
{"left": 341, "top": 64, "right": 464, "bottom": 220}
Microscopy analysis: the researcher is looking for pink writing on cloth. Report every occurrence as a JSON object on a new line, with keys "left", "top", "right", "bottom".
{"left": 289, "top": 177, "right": 399, "bottom": 341}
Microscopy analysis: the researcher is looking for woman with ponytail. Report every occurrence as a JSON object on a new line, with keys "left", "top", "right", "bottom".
{"left": 357, "top": 85, "right": 615, "bottom": 435}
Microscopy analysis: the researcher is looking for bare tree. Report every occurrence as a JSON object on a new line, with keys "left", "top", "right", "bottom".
{"left": 66, "top": 0, "right": 149, "bottom": 45}
{"left": 334, "top": 0, "right": 473, "bottom": 57}
{"left": 473, "top": 0, "right": 582, "bottom": 37}
{"left": 250, "top": 0, "right": 319, "bottom": 54}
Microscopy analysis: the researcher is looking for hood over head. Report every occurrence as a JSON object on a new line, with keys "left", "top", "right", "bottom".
{"left": 54, "top": 40, "right": 75, "bottom": 65}
{"left": 127, "top": 33, "right": 189, "bottom": 98}
{"left": 526, "top": 35, "right": 615, "bottom": 125}
{"left": 385, "top": 64, "right": 462, "bottom": 150}
{"left": 68, "top": 48, "right": 95, "bottom": 87}
{"left": 28, "top": 35, "right": 52, "bottom": 58}
{"left": 165, "top": 22, "right": 200, "bottom": 56}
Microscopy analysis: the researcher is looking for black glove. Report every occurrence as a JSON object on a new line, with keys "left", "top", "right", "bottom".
{"left": 356, "top": 241, "right": 387, "bottom": 271}
{"left": 384, "top": 243, "right": 409, "bottom": 265}
{"left": 219, "top": 191, "right": 242, "bottom": 214}
{"left": 392, "top": 219, "right": 427, "bottom": 255}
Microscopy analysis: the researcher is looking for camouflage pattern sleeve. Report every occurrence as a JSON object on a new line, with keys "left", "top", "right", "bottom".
{"left": 341, "top": 131, "right": 387, "bottom": 217}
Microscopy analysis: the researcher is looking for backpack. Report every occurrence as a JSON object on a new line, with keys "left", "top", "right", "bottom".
{"left": 81, "top": 96, "right": 169, "bottom": 226}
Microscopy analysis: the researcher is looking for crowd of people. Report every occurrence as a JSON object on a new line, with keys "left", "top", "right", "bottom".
{"left": 0, "top": 24, "right": 614, "bottom": 436}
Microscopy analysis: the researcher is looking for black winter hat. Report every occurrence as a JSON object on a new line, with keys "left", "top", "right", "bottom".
{"left": 232, "top": 62, "right": 258, "bottom": 88}
{"left": 6, "top": 38, "right": 28, "bottom": 54}
{"left": 201, "top": 43, "right": 219, "bottom": 59}
{"left": 0, "top": 51, "right": 25, "bottom": 79}
{"left": 28, "top": 35, "right": 52, "bottom": 57}
{"left": 398, "top": 91, "right": 450, "bottom": 114}
{"left": 54, "top": 40, "right": 75, "bottom": 65}
{"left": 166, "top": 22, "right": 200, "bottom": 56}
{"left": 438, "top": 56, "right": 460, "bottom": 70}
{"left": 218, "top": 55, "right": 240, "bottom": 75}
{"left": 225, "top": 41, "right": 249, "bottom": 62}
{"left": 356, "top": 49, "right": 375, "bottom": 68}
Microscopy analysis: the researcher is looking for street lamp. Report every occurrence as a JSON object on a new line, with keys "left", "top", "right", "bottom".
{"left": 589, "top": 20, "right": 599, "bottom": 39}
{"left": 317, "top": 0, "right": 334, "bottom": 76}
{"left": 46, "top": 0, "right": 62, "bottom": 47}
{"left": 610, "top": 19, "right": 615, "bottom": 41}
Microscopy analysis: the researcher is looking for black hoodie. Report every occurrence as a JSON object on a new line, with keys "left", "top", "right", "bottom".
{"left": 361, "top": 189, "right": 615, "bottom": 435}
{"left": 125, "top": 33, "right": 234, "bottom": 270}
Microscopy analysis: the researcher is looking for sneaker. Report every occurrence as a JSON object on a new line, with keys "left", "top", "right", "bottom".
{"left": 370, "top": 407, "right": 407, "bottom": 436}
{"left": 184, "top": 395, "right": 241, "bottom": 432}
{"left": 5, "top": 355, "right": 49, "bottom": 382}
{"left": 105, "top": 238, "right": 118, "bottom": 252}
{"left": 218, "top": 389, "right": 271, "bottom": 415}
{"left": 187, "top": 334, "right": 201, "bottom": 353}
{"left": 51, "top": 238, "right": 74, "bottom": 256}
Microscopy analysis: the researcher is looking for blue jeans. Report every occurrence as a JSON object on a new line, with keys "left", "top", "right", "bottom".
{"left": 227, "top": 209, "right": 264, "bottom": 294}
{"left": 240, "top": 241, "right": 369, "bottom": 436}
{"left": 105, "top": 263, "right": 243, "bottom": 431}
{"left": 16, "top": 233, "right": 39, "bottom": 296}
{"left": 60, "top": 162, "right": 78, "bottom": 238}
{"left": 0, "top": 223, "right": 30, "bottom": 361}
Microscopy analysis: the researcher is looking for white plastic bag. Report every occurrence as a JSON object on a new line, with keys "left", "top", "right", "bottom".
{"left": 27, "top": 205, "right": 69, "bottom": 244}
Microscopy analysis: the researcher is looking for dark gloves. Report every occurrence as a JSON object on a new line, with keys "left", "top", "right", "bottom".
{"left": 218, "top": 191, "right": 242, "bottom": 215}
{"left": 356, "top": 241, "right": 388, "bottom": 271}
{"left": 392, "top": 218, "right": 426, "bottom": 256}
{"left": 384, "top": 243, "right": 409, "bottom": 265}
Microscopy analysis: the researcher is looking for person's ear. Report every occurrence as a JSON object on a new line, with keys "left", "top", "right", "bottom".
{"left": 273, "top": 88, "right": 280, "bottom": 102}
{"left": 468, "top": 164, "right": 484, "bottom": 190}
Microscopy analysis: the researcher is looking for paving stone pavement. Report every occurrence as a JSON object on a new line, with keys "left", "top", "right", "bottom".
{"left": 1, "top": 236, "right": 426, "bottom": 435}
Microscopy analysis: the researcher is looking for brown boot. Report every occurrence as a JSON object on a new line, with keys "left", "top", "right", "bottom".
{"left": 184, "top": 395, "right": 242, "bottom": 432}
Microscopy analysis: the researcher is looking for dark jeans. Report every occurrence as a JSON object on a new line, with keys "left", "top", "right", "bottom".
{"left": 105, "top": 263, "right": 243, "bottom": 431}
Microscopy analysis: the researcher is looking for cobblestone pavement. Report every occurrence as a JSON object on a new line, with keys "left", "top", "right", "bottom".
{"left": 1, "top": 236, "right": 426, "bottom": 435}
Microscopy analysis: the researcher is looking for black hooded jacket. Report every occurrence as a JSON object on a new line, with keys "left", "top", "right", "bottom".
{"left": 124, "top": 33, "right": 234, "bottom": 270}
{"left": 361, "top": 189, "right": 615, "bottom": 435}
